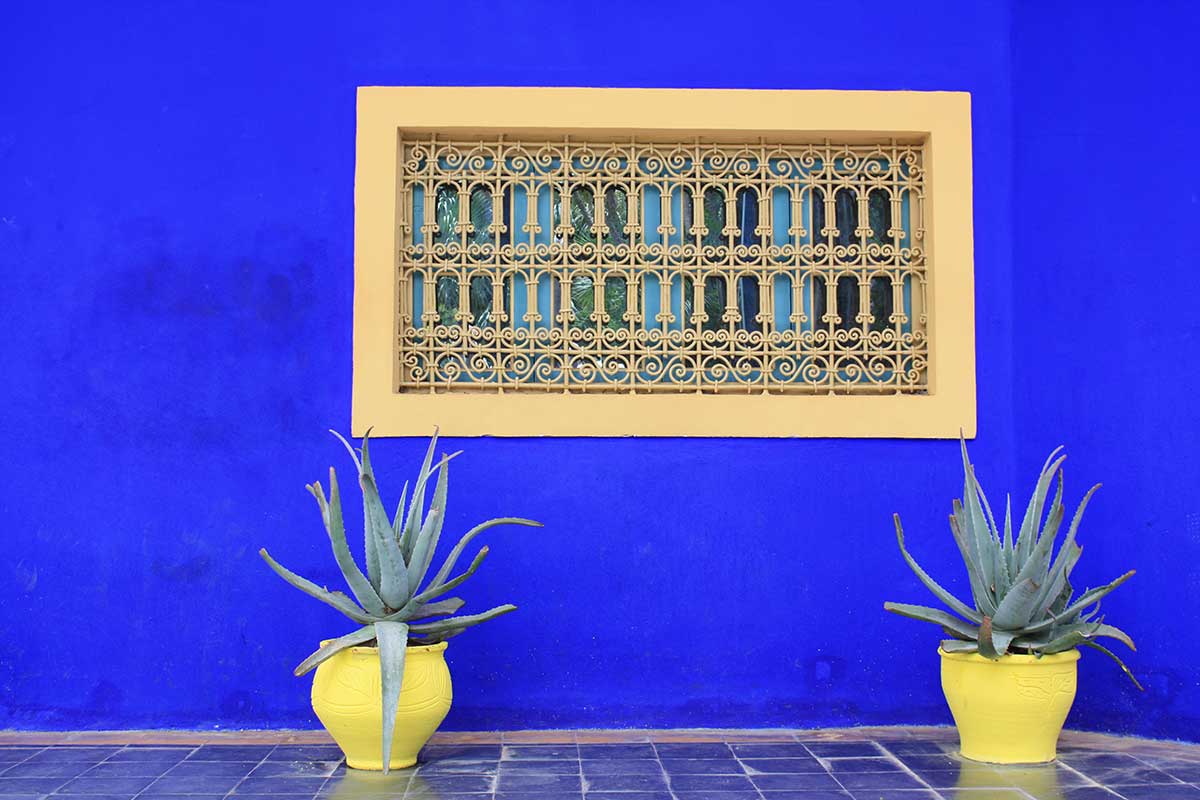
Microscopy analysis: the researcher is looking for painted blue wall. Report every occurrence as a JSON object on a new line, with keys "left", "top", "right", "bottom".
{"left": 1012, "top": 1, "right": 1200, "bottom": 740}
{"left": 0, "top": 0, "right": 1184, "bottom": 741}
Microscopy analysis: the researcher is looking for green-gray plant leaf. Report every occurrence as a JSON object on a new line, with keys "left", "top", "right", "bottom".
{"left": 330, "top": 430, "right": 377, "bottom": 587}
{"left": 1022, "top": 571, "right": 1136, "bottom": 634}
{"left": 357, "top": 436, "right": 411, "bottom": 608}
{"left": 992, "top": 577, "right": 1041, "bottom": 630}
{"left": 406, "top": 457, "right": 450, "bottom": 592}
{"left": 294, "top": 625, "right": 376, "bottom": 677}
{"left": 400, "top": 432, "right": 441, "bottom": 560}
{"left": 259, "top": 549, "right": 372, "bottom": 624}
{"left": 892, "top": 515, "right": 982, "bottom": 624}
{"left": 374, "top": 621, "right": 409, "bottom": 774}
{"left": 405, "top": 597, "right": 465, "bottom": 621}
{"left": 413, "top": 546, "right": 489, "bottom": 603}
{"left": 312, "top": 468, "right": 386, "bottom": 616}
{"left": 428, "top": 518, "right": 542, "bottom": 590}
{"left": 1082, "top": 640, "right": 1144, "bottom": 691}
{"left": 883, "top": 602, "right": 979, "bottom": 641}
{"left": 949, "top": 509, "right": 998, "bottom": 616}
{"left": 408, "top": 604, "right": 518, "bottom": 637}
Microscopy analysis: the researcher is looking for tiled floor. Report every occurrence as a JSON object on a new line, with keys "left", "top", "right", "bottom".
{"left": 1, "top": 729, "right": 1198, "bottom": 800}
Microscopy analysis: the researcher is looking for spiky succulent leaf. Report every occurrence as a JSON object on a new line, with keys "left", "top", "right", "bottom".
{"left": 428, "top": 518, "right": 543, "bottom": 590}
{"left": 977, "top": 617, "right": 998, "bottom": 659}
{"left": 311, "top": 469, "right": 386, "bottom": 615}
{"left": 1032, "top": 626, "right": 1095, "bottom": 654}
{"left": 1014, "top": 451, "right": 1065, "bottom": 566}
{"left": 392, "top": 480, "right": 409, "bottom": 543}
{"left": 883, "top": 602, "right": 979, "bottom": 641}
{"left": 1021, "top": 570, "right": 1136, "bottom": 634}
{"left": 1082, "top": 640, "right": 1144, "bottom": 691}
{"left": 408, "top": 604, "right": 518, "bottom": 638}
{"left": 949, "top": 508, "right": 998, "bottom": 616}
{"left": 892, "top": 515, "right": 982, "bottom": 624}
{"left": 400, "top": 431, "right": 440, "bottom": 560}
{"left": 990, "top": 627, "right": 1018, "bottom": 658}
{"left": 405, "top": 597, "right": 465, "bottom": 621}
{"left": 374, "top": 621, "right": 409, "bottom": 774}
{"left": 1003, "top": 494, "right": 1017, "bottom": 577}
{"left": 293, "top": 625, "right": 376, "bottom": 677}
{"left": 259, "top": 549, "right": 372, "bottom": 624}
{"left": 1032, "top": 485, "right": 1098, "bottom": 612}
{"left": 413, "top": 546, "right": 489, "bottom": 604}
{"left": 357, "top": 437, "right": 411, "bottom": 609}
{"left": 959, "top": 441, "right": 996, "bottom": 604}
{"left": 1009, "top": 500, "right": 1064, "bottom": 591}
{"left": 406, "top": 457, "right": 450, "bottom": 592}
{"left": 330, "top": 430, "right": 377, "bottom": 587}
{"left": 941, "top": 639, "right": 979, "bottom": 654}
{"left": 992, "top": 577, "right": 1042, "bottom": 630}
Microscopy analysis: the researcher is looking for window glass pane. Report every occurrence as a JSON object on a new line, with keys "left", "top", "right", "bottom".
{"left": 836, "top": 275, "right": 858, "bottom": 332}
{"left": 869, "top": 275, "right": 894, "bottom": 333}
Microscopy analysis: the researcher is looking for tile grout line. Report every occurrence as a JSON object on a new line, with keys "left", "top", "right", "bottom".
{"left": 223, "top": 744, "right": 277, "bottom": 800}
{"left": 726, "top": 741, "right": 769, "bottom": 800}
{"left": 646, "top": 740, "right": 676, "bottom": 800}
{"left": 575, "top": 741, "right": 585, "bottom": 800}
{"left": 0, "top": 745, "right": 49, "bottom": 776}
{"left": 124, "top": 742, "right": 204, "bottom": 800}
{"left": 1054, "top": 756, "right": 1106, "bottom": 788}
{"left": 867, "top": 738, "right": 950, "bottom": 800}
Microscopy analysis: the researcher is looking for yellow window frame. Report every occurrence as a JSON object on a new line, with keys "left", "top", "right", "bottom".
{"left": 353, "top": 86, "right": 975, "bottom": 438}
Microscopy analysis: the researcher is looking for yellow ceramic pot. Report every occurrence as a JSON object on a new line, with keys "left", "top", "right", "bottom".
{"left": 940, "top": 646, "right": 1079, "bottom": 764}
{"left": 311, "top": 641, "right": 452, "bottom": 770}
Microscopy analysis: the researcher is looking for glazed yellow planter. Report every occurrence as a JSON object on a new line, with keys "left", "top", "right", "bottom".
{"left": 940, "top": 646, "right": 1079, "bottom": 764}
{"left": 311, "top": 641, "right": 452, "bottom": 770}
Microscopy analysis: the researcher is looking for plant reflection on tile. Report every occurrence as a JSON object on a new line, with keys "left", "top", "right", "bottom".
{"left": 953, "top": 758, "right": 1066, "bottom": 799}
{"left": 319, "top": 767, "right": 411, "bottom": 800}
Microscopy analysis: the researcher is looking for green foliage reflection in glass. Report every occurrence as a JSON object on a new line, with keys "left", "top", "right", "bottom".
{"left": 811, "top": 186, "right": 895, "bottom": 333}
{"left": 435, "top": 185, "right": 496, "bottom": 326}
{"left": 432, "top": 179, "right": 896, "bottom": 334}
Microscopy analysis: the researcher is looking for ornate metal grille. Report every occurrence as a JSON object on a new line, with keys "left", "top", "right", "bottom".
{"left": 397, "top": 135, "right": 926, "bottom": 394}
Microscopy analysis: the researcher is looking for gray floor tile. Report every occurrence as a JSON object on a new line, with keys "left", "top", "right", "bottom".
{"left": 495, "top": 772, "right": 581, "bottom": 792}
{"left": 231, "top": 777, "right": 328, "bottom": 794}
{"left": 55, "top": 775, "right": 158, "bottom": 794}
{"left": 741, "top": 757, "right": 826, "bottom": 774}
{"left": 834, "top": 770, "right": 927, "bottom": 791}
{"left": 1111, "top": 786, "right": 1200, "bottom": 800}
{"left": 502, "top": 745, "right": 578, "bottom": 761}
{"left": 578, "top": 744, "right": 656, "bottom": 760}
{"left": 583, "top": 773, "right": 668, "bottom": 792}
{"left": 1, "top": 762, "right": 91, "bottom": 778}
{"left": 660, "top": 758, "right": 743, "bottom": 775}
{"left": 805, "top": 742, "right": 883, "bottom": 758}
{"left": 581, "top": 759, "right": 662, "bottom": 776}
{"left": 653, "top": 743, "right": 734, "bottom": 759}
{"left": 751, "top": 771, "right": 843, "bottom": 791}
{"left": 668, "top": 773, "right": 755, "bottom": 792}
{"left": 826, "top": 756, "right": 903, "bottom": 773}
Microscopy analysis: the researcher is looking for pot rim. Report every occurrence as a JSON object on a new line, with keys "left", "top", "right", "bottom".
{"left": 318, "top": 639, "right": 448, "bottom": 655}
{"left": 938, "top": 646, "right": 1079, "bottom": 664}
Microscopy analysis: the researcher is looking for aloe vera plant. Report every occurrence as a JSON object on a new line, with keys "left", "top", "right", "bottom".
{"left": 260, "top": 429, "right": 541, "bottom": 772}
{"left": 884, "top": 438, "right": 1141, "bottom": 689}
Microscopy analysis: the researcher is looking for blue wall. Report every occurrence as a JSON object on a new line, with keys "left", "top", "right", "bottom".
{"left": 1012, "top": 1, "right": 1200, "bottom": 739}
{"left": 0, "top": 0, "right": 1188, "bottom": 740}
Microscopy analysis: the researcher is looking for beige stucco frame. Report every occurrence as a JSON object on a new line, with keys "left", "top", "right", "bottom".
{"left": 353, "top": 86, "right": 975, "bottom": 438}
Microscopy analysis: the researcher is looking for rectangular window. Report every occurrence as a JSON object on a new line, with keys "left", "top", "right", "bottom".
{"left": 398, "top": 136, "right": 926, "bottom": 395}
{"left": 354, "top": 88, "right": 975, "bottom": 437}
